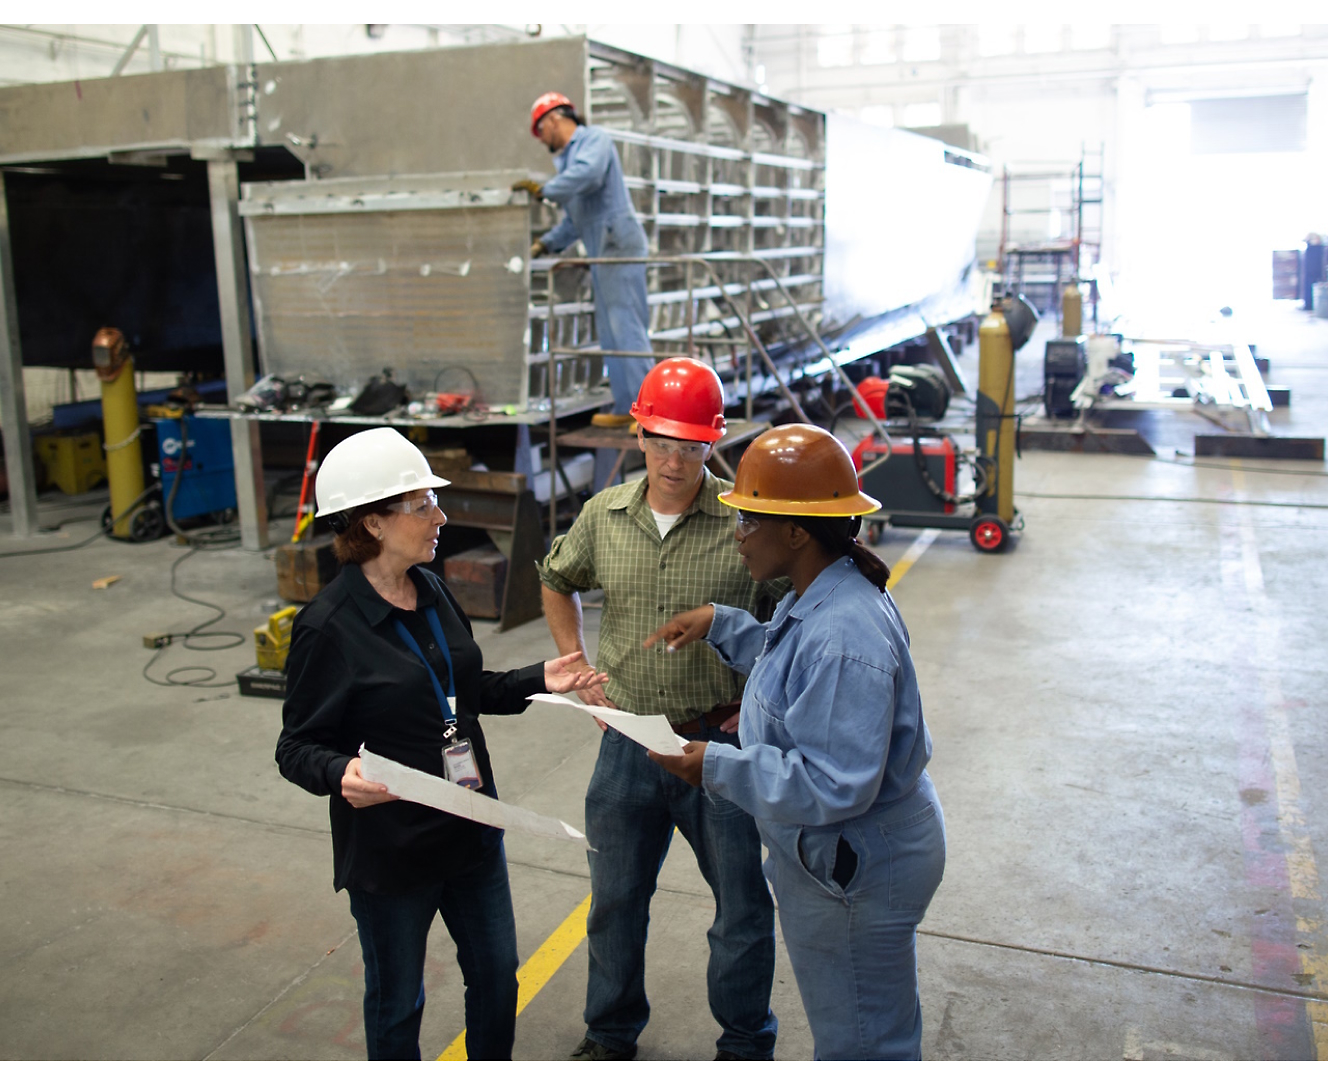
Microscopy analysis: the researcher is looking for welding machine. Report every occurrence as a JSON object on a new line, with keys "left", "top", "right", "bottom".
{"left": 151, "top": 415, "right": 237, "bottom": 522}
{"left": 846, "top": 295, "right": 1033, "bottom": 552}
{"left": 853, "top": 434, "right": 958, "bottom": 515}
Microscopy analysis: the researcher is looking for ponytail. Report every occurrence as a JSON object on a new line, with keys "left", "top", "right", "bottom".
{"left": 846, "top": 536, "right": 891, "bottom": 592}
{"left": 793, "top": 515, "right": 892, "bottom": 593}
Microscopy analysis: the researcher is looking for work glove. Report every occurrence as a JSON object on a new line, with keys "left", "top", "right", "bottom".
{"left": 511, "top": 178, "right": 544, "bottom": 200}
{"left": 530, "top": 239, "right": 548, "bottom": 259}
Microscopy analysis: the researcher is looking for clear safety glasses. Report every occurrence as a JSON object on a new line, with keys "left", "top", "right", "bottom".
{"left": 386, "top": 490, "right": 441, "bottom": 519}
{"left": 734, "top": 510, "right": 762, "bottom": 540}
{"left": 642, "top": 437, "right": 710, "bottom": 462}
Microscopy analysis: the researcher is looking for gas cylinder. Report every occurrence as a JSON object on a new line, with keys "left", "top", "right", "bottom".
{"left": 1062, "top": 280, "right": 1082, "bottom": 338}
{"left": 977, "top": 301, "right": 1015, "bottom": 525}
{"left": 94, "top": 328, "right": 145, "bottom": 539}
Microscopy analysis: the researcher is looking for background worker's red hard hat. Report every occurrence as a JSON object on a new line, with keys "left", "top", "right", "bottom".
{"left": 530, "top": 91, "right": 574, "bottom": 136}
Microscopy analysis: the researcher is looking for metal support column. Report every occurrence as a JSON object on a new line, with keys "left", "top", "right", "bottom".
{"left": 205, "top": 156, "right": 268, "bottom": 550}
{"left": 0, "top": 172, "right": 39, "bottom": 537}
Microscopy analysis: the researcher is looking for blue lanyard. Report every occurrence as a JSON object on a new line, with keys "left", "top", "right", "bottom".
{"left": 393, "top": 606, "right": 457, "bottom": 725}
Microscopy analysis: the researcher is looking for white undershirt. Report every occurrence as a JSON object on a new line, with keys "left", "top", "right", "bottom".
{"left": 652, "top": 510, "right": 683, "bottom": 539}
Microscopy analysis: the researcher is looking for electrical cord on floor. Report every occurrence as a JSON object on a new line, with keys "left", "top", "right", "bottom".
{"left": 1014, "top": 491, "right": 1328, "bottom": 511}
{"left": 141, "top": 545, "right": 247, "bottom": 689}
{"left": 0, "top": 484, "right": 159, "bottom": 559}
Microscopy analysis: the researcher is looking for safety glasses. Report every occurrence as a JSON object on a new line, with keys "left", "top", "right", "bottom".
{"left": 386, "top": 491, "right": 440, "bottom": 519}
{"left": 734, "top": 510, "right": 762, "bottom": 539}
{"left": 642, "top": 436, "right": 710, "bottom": 462}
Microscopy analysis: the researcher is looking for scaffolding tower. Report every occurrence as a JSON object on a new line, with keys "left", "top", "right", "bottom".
{"left": 999, "top": 143, "right": 1104, "bottom": 317}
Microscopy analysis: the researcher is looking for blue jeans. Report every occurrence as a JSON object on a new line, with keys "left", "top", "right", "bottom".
{"left": 346, "top": 840, "right": 519, "bottom": 1060}
{"left": 589, "top": 214, "right": 652, "bottom": 415}
{"left": 765, "top": 772, "right": 946, "bottom": 1060}
{"left": 583, "top": 724, "right": 777, "bottom": 1057}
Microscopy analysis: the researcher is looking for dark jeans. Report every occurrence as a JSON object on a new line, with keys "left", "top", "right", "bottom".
{"left": 347, "top": 840, "right": 518, "bottom": 1060}
{"left": 583, "top": 724, "right": 778, "bottom": 1058}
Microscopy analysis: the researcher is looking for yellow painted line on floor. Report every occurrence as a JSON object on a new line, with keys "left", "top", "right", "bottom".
{"left": 439, "top": 527, "right": 937, "bottom": 1061}
{"left": 886, "top": 528, "right": 941, "bottom": 590}
{"left": 438, "top": 894, "right": 592, "bottom": 1060}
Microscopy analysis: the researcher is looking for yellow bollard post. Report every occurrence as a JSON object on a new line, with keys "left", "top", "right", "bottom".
{"left": 93, "top": 328, "right": 145, "bottom": 540}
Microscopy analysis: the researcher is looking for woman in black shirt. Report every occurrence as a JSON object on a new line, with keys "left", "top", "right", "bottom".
{"left": 276, "top": 428, "right": 603, "bottom": 1060}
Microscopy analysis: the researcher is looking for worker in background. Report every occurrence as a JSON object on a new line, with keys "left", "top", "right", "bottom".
{"left": 275, "top": 427, "right": 606, "bottom": 1061}
{"left": 539, "top": 357, "right": 783, "bottom": 1061}
{"left": 645, "top": 424, "right": 947, "bottom": 1061}
{"left": 514, "top": 91, "right": 653, "bottom": 434}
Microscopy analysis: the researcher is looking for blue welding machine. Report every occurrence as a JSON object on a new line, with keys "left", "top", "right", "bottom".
{"left": 151, "top": 416, "right": 237, "bottom": 521}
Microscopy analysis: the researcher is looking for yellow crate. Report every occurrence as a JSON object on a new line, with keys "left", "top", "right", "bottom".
{"left": 34, "top": 431, "right": 107, "bottom": 495}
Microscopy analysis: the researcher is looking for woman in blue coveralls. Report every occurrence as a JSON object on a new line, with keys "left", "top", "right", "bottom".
{"left": 645, "top": 424, "right": 946, "bottom": 1060}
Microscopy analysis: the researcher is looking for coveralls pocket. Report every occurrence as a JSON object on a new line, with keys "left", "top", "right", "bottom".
{"left": 876, "top": 797, "right": 946, "bottom": 912}
{"left": 794, "top": 826, "right": 852, "bottom": 900}
{"left": 601, "top": 212, "right": 648, "bottom": 258}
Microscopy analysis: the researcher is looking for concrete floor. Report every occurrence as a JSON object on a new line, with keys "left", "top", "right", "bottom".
{"left": 2, "top": 303, "right": 1326, "bottom": 1061}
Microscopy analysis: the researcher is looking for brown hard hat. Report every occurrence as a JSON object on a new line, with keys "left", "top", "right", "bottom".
{"left": 719, "top": 424, "right": 881, "bottom": 516}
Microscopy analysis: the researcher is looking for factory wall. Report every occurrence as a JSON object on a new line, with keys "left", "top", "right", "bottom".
{"left": 0, "top": 23, "right": 748, "bottom": 87}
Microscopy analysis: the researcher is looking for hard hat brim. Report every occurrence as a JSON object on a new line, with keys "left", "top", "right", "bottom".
{"left": 717, "top": 490, "right": 881, "bottom": 516}
{"left": 315, "top": 472, "right": 451, "bottom": 518}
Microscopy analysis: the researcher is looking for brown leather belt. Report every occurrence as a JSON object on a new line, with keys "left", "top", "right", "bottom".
{"left": 671, "top": 702, "right": 742, "bottom": 736}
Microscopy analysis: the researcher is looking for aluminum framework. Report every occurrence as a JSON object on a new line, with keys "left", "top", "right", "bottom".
{"left": 0, "top": 34, "right": 993, "bottom": 545}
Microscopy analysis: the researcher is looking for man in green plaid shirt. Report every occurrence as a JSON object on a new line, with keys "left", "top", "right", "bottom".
{"left": 540, "top": 358, "right": 783, "bottom": 1061}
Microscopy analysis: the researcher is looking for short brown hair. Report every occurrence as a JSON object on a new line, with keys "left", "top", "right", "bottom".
{"left": 330, "top": 499, "right": 394, "bottom": 565}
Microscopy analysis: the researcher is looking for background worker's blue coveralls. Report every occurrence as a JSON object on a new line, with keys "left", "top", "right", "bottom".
{"left": 540, "top": 124, "right": 653, "bottom": 417}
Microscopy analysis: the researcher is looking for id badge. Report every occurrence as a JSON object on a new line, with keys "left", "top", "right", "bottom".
{"left": 442, "top": 741, "right": 483, "bottom": 790}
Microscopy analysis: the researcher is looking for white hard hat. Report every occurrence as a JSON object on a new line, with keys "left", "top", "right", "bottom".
{"left": 315, "top": 428, "right": 451, "bottom": 518}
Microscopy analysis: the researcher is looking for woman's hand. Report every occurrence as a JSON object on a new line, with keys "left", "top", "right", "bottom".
{"left": 643, "top": 604, "right": 715, "bottom": 654}
{"left": 648, "top": 741, "right": 708, "bottom": 789}
{"left": 544, "top": 651, "right": 609, "bottom": 695}
{"left": 341, "top": 757, "right": 398, "bottom": 808}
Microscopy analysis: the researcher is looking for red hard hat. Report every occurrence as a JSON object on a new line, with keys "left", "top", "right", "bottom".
{"left": 630, "top": 357, "right": 727, "bottom": 443}
{"left": 530, "top": 91, "right": 575, "bottom": 136}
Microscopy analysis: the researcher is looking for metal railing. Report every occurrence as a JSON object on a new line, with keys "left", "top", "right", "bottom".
{"left": 540, "top": 253, "right": 890, "bottom": 538}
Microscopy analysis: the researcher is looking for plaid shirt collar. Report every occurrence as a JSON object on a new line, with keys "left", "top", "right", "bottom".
{"left": 606, "top": 468, "right": 732, "bottom": 523}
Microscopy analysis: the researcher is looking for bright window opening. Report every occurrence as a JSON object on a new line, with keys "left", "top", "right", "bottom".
{"left": 817, "top": 25, "right": 854, "bottom": 68}
{"left": 1070, "top": 25, "right": 1112, "bottom": 51}
{"left": 1024, "top": 25, "right": 1063, "bottom": 54}
{"left": 1160, "top": 25, "right": 1201, "bottom": 44}
{"left": 901, "top": 26, "right": 941, "bottom": 63}
{"left": 862, "top": 28, "right": 897, "bottom": 65}
{"left": 978, "top": 25, "right": 1016, "bottom": 56}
